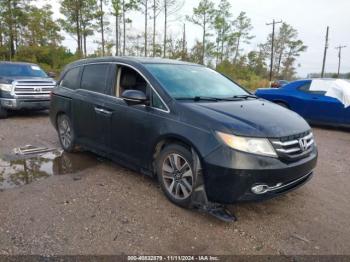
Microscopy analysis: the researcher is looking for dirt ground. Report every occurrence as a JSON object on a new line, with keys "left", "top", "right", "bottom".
{"left": 0, "top": 111, "right": 349, "bottom": 256}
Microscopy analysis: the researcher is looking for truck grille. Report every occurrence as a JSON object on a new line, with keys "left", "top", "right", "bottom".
{"left": 270, "top": 131, "right": 315, "bottom": 161}
{"left": 13, "top": 80, "right": 56, "bottom": 98}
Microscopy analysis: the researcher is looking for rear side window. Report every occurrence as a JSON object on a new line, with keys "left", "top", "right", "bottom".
{"left": 298, "top": 82, "right": 326, "bottom": 95}
{"left": 81, "top": 64, "right": 110, "bottom": 94}
{"left": 60, "top": 67, "right": 81, "bottom": 89}
{"left": 298, "top": 83, "right": 311, "bottom": 92}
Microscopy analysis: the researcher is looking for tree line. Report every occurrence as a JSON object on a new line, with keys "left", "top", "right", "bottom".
{"left": 0, "top": 0, "right": 309, "bottom": 89}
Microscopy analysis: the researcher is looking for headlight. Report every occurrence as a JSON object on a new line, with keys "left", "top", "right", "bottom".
{"left": 0, "top": 84, "right": 13, "bottom": 92}
{"left": 216, "top": 131, "right": 277, "bottom": 158}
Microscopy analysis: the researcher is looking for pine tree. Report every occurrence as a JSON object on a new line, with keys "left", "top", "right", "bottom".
{"left": 187, "top": 0, "right": 215, "bottom": 64}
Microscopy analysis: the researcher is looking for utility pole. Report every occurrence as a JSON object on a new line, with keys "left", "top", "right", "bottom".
{"left": 100, "top": 0, "right": 105, "bottom": 56}
{"left": 144, "top": 0, "right": 148, "bottom": 57}
{"left": 335, "top": 45, "right": 347, "bottom": 78}
{"left": 152, "top": 0, "right": 156, "bottom": 57}
{"left": 123, "top": 0, "right": 126, "bottom": 56}
{"left": 266, "top": 19, "right": 282, "bottom": 81}
{"left": 321, "top": 26, "right": 329, "bottom": 78}
{"left": 115, "top": 14, "right": 119, "bottom": 56}
{"left": 163, "top": 1, "right": 167, "bottom": 58}
{"left": 182, "top": 23, "right": 186, "bottom": 60}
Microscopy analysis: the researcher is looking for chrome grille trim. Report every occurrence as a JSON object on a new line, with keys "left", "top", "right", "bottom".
{"left": 12, "top": 80, "right": 56, "bottom": 98}
{"left": 276, "top": 139, "right": 314, "bottom": 154}
{"left": 271, "top": 132, "right": 314, "bottom": 159}
{"left": 276, "top": 147, "right": 300, "bottom": 154}
{"left": 272, "top": 133, "right": 313, "bottom": 147}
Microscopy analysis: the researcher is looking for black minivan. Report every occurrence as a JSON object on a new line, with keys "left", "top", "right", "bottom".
{"left": 50, "top": 57, "right": 317, "bottom": 209}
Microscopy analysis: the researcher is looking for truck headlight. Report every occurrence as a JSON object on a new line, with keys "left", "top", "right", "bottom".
{"left": 216, "top": 131, "right": 277, "bottom": 158}
{"left": 0, "top": 84, "right": 13, "bottom": 92}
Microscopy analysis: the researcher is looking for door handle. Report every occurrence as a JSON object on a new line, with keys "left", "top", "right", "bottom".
{"left": 94, "top": 107, "right": 112, "bottom": 116}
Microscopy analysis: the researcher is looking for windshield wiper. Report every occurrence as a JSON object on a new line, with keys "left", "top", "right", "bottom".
{"left": 232, "top": 94, "right": 258, "bottom": 99}
{"left": 176, "top": 96, "right": 241, "bottom": 102}
{"left": 176, "top": 96, "right": 219, "bottom": 101}
{"left": 194, "top": 96, "right": 221, "bottom": 101}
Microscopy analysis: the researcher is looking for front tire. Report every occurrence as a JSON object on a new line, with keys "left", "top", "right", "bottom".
{"left": 156, "top": 144, "right": 195, "bottom": 208}
{"left": 57, "top": 114, "right": 76, "bottom": 152}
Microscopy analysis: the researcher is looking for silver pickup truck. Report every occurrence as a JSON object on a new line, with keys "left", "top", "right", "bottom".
{"left": 0, "top": 62, "right": 56, "bottom": 118}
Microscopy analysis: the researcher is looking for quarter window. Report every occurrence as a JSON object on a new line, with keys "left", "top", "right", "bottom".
{"left": 151, "top": 91, "right": 167, "bottom": 111}
{"left": 60, "top": 67, "right": 81, "bottom": 89}
{"left": 81, "top": 64, "right": 110, "bottom": 94}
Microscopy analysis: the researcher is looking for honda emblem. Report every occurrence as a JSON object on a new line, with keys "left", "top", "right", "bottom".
{"left": 299, "top": 138, "right": 308, "bottom": 152}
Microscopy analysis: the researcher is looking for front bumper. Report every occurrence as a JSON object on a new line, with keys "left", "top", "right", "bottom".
{"left": 0, "top": 98, "right": 50, "bottom": 110}
{"left": 202, "top": 146, "right": 318, "bottom": 204}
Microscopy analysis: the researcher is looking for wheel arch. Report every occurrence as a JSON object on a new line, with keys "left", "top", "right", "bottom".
{"left": 151, "top": 134, "right": 203, "bottom": 175}
{"left": 54, "top": 111, "right": 69, "bottom": 129}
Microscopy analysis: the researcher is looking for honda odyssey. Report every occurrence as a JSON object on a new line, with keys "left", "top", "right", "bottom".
{"left": 50, "top": 57, "right": 317, "bottom": 209}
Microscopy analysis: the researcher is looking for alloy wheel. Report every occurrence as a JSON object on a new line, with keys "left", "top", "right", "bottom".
{"left": 162, "top": 153, "right": 193, "bottom": 200}
{"left": 58, "top": 117, "right": 72, "bottom": 149}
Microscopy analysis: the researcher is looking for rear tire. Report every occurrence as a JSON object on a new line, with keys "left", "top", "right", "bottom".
{"left": 0, "top": 105, "right": 8, "bottom": 119}
{"left": 156, "top": 144, "right": 195, "bottom": 208}
{"left": 57, "top": 114, "right": 76, "bottom": 152}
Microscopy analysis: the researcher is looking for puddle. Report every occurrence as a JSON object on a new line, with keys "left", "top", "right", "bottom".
{"left": 0, "top": 150, "right": 100, "bottom": 190}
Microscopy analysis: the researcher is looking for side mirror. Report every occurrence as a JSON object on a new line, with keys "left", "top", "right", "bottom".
{"left": 47, "top": 72, "right": 57, "bottom": 78}
{"left": 121, "top": 89, "right": 148, "bottom": 105}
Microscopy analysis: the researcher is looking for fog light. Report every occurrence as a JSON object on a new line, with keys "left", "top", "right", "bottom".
{"left": 251, "top": 184, "right": 269, "bottom": 195}
{"left": 3, "top": 100, "right": 15, "bottom": 107}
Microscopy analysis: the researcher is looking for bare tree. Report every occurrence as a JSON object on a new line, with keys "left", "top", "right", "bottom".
{"left": 99, "top": 0, "right": 105, "bottom": 56}
{"left": 122, "top": 0, "right": 138, "bottom": 55}
{"left": 140, "top": 0, "right": 148, "bottom": 57}
{"left": 162, "top": 0, "right": 184, "bottom": 58}
{"left": 151, "top": 0, "right": 161, "bottom": 57}
{"left": 111, "top": 0, "right": 122, "bottom": 56}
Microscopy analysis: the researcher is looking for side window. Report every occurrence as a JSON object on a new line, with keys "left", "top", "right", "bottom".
{"left": 151, "top": 91, "right": 167, "bottom": 111}
{"left": 60, "top": 67, "right": 81, "bottom": 89}
{"left": 298, "top": 82, "right": 326, "bottom": 95}
{"left": 298, "top": 83, "right": 311, "bottom": 92}
{"left": 117, "top": 65, "right": 168, "bottom": 111}
{"left": 81, "top": 64, "right": 110, "bottom": 94}
{"left": 118, "top": 66, "right": 148, "bottom": 97}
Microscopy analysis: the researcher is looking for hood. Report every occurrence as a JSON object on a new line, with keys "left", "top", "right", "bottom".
{"left": 0, "top": 76, "right": 55, "bottom": 83}
{"left": 181, "top": 99, "right": 310, "bottom": 138}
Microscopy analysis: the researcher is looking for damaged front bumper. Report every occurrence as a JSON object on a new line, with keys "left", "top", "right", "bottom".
{"left": 202, "top": 146, "right": 318, "bottom": 204}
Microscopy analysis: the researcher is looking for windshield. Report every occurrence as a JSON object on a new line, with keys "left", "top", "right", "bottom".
{"left": 0, "top": 64, "right": 48, "bottom": 78}
{"left": 145, "top": 64, "right": 249, "bottom": 99}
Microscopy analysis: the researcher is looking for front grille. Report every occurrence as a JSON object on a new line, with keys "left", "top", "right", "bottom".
{"left": 14, "top": 80, "right": 55, "bottom": 98}
{"left": 270, "top": 131, "right": 315, "bottom": 161}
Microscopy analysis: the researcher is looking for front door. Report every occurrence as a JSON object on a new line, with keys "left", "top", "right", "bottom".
{"left": 103, "top": 64, "right": 169, "bottom": 170}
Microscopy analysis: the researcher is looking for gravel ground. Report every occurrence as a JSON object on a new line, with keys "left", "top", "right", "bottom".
{"left": 0, "top": 112, "right": 349, "bottom": 255}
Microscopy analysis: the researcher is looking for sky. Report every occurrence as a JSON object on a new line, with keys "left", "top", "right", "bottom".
{"left": 36, "top": 0, "right": 350, "bottom": 77}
